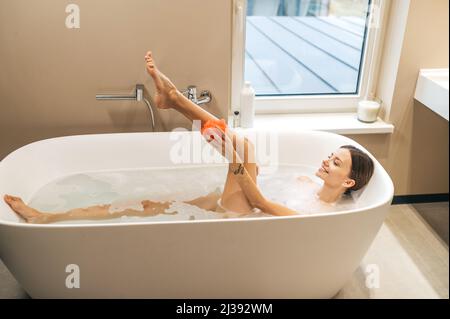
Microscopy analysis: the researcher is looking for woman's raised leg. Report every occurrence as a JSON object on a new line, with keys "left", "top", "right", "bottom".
{"left": 145, "top": 51, "right": 258, "bottom": 213}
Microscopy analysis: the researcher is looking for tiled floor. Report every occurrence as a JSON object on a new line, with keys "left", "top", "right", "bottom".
{"left": 0, "top": 260, "right": 28, "bottom": 299}
{"left": 1, "top": 203, "right": 448, "bottom": 299}
{"left": 336, "top": 203, "right": 449, "bottom": 299}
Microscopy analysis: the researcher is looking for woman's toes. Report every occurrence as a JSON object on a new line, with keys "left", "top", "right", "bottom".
{"left": 3, "top": 196, "right": 11, "bottom": 207}
{"left": 4, "top": 194, "right": 16, "bottom": 205}
{"left": 6, "top": 195, "right": 22, "bottom": 204}
{"left": 145, "top": 51, "right": 153, "bottom": 61}
{"left": 4, "top": 194, "right": 26, "bottom": 210}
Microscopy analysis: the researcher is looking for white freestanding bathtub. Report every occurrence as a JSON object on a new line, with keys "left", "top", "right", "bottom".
{"left": 0, "top": 130, "right": 394, "bottom": 298}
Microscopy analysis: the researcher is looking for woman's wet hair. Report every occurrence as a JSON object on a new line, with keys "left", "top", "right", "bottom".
{"left": 340, "top": 145, "right": 374, "bottom": 195}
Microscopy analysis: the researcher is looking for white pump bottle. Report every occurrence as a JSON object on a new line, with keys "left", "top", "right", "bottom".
{"left": 240, "top": 81, "right": 255, "bottom": 128}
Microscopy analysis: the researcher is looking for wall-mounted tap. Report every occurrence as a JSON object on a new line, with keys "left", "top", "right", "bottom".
{"left": 180, "top": 86, "right": 212, "bottom": 105}
{"left": 96, "top": 84, "right": 155, "bottom": 130}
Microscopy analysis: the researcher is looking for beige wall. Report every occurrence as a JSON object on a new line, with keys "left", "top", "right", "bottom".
{"left": 0, "top": 0, "right": 232, "bottom": 159}
{"left": 349, "top": 0, "right": 449, "bottom": 196}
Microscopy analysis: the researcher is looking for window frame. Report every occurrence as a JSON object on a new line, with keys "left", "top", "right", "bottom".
{"left": 231, "top": 0, "right": 389, "bottom": 115}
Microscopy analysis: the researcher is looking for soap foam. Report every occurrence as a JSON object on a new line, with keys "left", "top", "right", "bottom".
{"left": 28, "top": 164, "right": 357, "bottom": 224}
{"left": 258, "top": 166, "right": 355, "bottom": 215}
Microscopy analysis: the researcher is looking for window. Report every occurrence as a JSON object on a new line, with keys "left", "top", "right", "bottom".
{"left": 231, "top": 0, "right": 387, "bottom": 114}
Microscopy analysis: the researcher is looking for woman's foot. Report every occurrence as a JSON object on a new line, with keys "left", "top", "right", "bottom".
{"left": 3, "top": 195, "right": 50, "bottom": 223}
{"left": 145, "top": 51, "right": 180, "bottom": 109}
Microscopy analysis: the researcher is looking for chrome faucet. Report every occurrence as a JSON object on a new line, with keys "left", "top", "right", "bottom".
{"left": 180, "top": 86, "right": 212, "bottom": 105}
{"left": 96, "top": 84, "right": 155, "bottom": 130}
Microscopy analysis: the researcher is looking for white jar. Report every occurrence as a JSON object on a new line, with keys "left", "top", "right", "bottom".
{"left": 240, "top": 81, "right": 255, "bottom": 128}
{"left": 357, "top": 99, "right": 381, "bottom": 123}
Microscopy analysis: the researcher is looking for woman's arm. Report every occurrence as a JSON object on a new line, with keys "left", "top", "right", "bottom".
{"left": 229, "top": 162, "right": 298, "bottom": 216}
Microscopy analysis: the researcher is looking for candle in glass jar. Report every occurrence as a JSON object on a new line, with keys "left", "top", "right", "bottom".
{"left": 357, "top": 100, "right": 381, "bottom": 123}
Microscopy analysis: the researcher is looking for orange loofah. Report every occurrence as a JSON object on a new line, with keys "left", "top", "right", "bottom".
{"left": 201, "top": 119, "right": 227, "bottom": 139}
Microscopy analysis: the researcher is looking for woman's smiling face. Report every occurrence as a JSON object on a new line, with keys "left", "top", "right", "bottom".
{"left": 315, "top": 148, "right": 354, "bottom": 189}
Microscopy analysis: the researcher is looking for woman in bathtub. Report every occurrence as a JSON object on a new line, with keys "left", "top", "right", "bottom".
{"left": 3, "top": 51, "right": 374, "bottom": 224}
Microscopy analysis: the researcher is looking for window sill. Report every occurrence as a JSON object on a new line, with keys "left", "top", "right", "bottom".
{"left": 234, "top": 113, "right": 394, "bottom": 135}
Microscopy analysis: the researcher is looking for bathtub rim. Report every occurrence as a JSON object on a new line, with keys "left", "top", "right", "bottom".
{"left": 0, "top": 131, "right": 172, "bottom": 164}
{"left": 0, "top": 131, "right": 394, "bottom": 228}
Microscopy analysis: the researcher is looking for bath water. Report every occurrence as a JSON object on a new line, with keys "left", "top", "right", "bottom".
{"left": 28, "top": 164, "right": 356, "bottom": 224}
